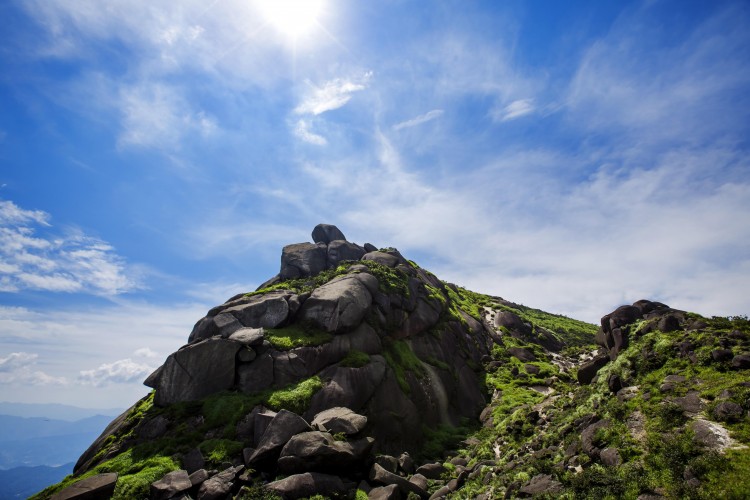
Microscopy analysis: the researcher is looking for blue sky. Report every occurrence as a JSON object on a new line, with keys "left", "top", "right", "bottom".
{"left": 1, "top": 0, "right": 749, "bottom": 408}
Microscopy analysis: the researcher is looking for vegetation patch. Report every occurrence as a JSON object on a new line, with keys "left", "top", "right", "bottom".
{"left": 266, "top": 376, "right": 324, "bottom": 414}
{"left": 265, "top": 323, "right": 333, "bottom": 350}
{"left": 339, "top": 350, "right": 370, "bottom": 368}
{"left": 383, "top": 339, "right": 426, "bottom": 393}
{"left": 198, "top": 439, "right": 244, "bottom": 466}
{"left": 360, "top": 259, "right": 411, "bottom": 297}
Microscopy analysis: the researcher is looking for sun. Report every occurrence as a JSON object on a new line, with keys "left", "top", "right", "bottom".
{"left": 255, "top": 0, "right": 325, "bottom": 40}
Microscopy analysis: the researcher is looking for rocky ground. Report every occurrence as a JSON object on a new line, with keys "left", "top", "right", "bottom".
{"left": 33, "top": 225, "right": 750, "bottom": 500}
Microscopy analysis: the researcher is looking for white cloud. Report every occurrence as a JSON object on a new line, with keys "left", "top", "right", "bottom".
{"left": 393, "top": 110, "right": 444, "bottom": 131}
{"left": 0, "top": 352, "right": 67, "bottom": 386}
{"left": 134, "top": 347, "right": 158, "bottom": 359}
{"left": 294, "top": 73, "right": 371, "bottom": 116}
{"left": 293, "top": 119, "right": 327, "bottom": 145}
{"left": 0, "top": 200, "right": 139, "bottom": 295}
{"left": 0, "top": 352, "right": 38, "bottom": 372}
{"left": 79, "top": 358, "right": 154, "bottom": 386}
{"left": 491, "top": 99, "right": 535, "bottom": 122}
{"left": 0, "top": 300, "right": 205, "bottom": 406}
{"left": 118, "top": 83, "right": 217, "bottom": 150}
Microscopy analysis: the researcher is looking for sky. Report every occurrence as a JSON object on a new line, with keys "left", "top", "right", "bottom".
{"left": 1, "top": 0, "right": 749, "bottom": 409}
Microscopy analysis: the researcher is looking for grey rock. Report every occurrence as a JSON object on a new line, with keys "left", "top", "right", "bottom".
{"left": 213, "top": 312, "right": 242, "bottom": 337}
{"left": 311, "top": 407, "right": 368, "bottom": 435}
{"left": 237, "top": 347, "right": 257, "bottom": 363}
{"left": 225, "top": 294, "right": 290, "bottom": 329}
{"left": 732, "top": 354, "right": 750, "bottom": 369}
{"left": 507, "top": 347, "right": 536, "bottom": 362}
{"left": 364, "top": 243, "right": 378, "bottom": 253}
{"left": 327, "top": 240, "right": 366, "bottom": 268}
{"left": 236, "top": 352, "right": 275, "bottom": 394}
{"left": 151, "top": 470, "right": 192, "bottom": 500}
{"left": 519, "top": 474, "right": 564, "bottom": 496}
{"left": 577, "top": 354, "right": 609, "bottom": 385}
{"left": 600, "top": 447, "right": 622, "bottom": 466}
{"left": 278, "top": 431, "right": 374, "bottom": 473}
{"left": 228, "top": 327, "right": 265, "bottom": 346}
{"left": 267, "top": 472, "right": 348, "bottom": 499}
{"left": 415, "top": 462, "right": 447, "bottom": 480}
{"left": 307, "top": 357, "right": 387, "bottom": 417}
{"left": 369, "top": 484, "right": 401, "bottom": 500}
{"left": 248, "top": 409, "right": 312, "bottom": 467}
{"left": 374, "top": 455, "right": 399, "bottom": 474}
{"left": 581, "top": 420, "right": 609, "bottom": 458}
{"left": 189, "top": 469, "right": 209, "bottom": 487}
{"left": 362, "top": 251, "right": 401, "bottom": 268}
{"left": 713, "top": 401, "right": 744, "bottom": 423}
{"left": 281, "top": 242, "right": 328, "bottom": 279}
{"left": 151, "top": 338, "right": 240, "bottom": 406}
{"left": 299, "top": 275, "right": 374, "bottom": 333}
{"left": 272, "top": 351, "right": 309, "bottom": 387}
{"left": 711, "top": 349, "right": 734, "bottom": 362}
{"left": 672, "top": 391, "right": 704, "bottom": 415}
{"left": 312, "top": 224, "right": 347, "bottom": 244}
{"left": 50, "top": 473, "right": 118, "bottom": 500}
{"left": 399, "top": 452, "right": 415, "bottom": 474}
{"left": 182, "top": 448, "right": 205, "bottom": 475}
{"left": 138, "top": 415, "right": 169, "bottom": 440}
{"left": 409, "top": 474, "right": 427, "bottom": 491}
{"left": 369, "top": 463, "right": 427, "bottom": 498}
{"left": 494, "top": 311, "right": 532, "bottom": 336}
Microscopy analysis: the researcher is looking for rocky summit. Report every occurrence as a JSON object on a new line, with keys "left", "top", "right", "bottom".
{"left": 34, "top": 225, "right": 750, "bottom": 500}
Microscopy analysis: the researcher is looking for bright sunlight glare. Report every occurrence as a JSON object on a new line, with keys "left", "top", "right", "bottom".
{"left": 256, "top": 0, "right": 325, "bottom": 39}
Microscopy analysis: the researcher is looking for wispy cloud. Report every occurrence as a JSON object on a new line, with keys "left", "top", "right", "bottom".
{"left": 293, "top": 119, "right": 327, "bottom": 145}
{"left": 0, "top": 352, "right": 67, "bottom": 386}
{"left": 393, "top": 109, "right": 444, "bottom": 131}
{"left": 134, "top": 347, "right": 158, "bottom": 359}
{"left": 491, "top": 99, "right": 535, "bottom": 122}
{"left": 0, "top": 200, "right": 139, "bottom": 295}
{"left": 78, "top": 358, "right": 154, "bottom": 386}
{"left": 118, "top": 83, "right": 217, "bottom": 150}
{"left": 294, "top": 73, "right": 372, "bottom": 116}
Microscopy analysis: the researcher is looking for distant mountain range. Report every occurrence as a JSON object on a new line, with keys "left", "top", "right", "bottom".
{"left": 0, "top": 404, "right": 121, "bottom": 498}
{"left": 0, "top": 402, "right": 123, "bottom": 421}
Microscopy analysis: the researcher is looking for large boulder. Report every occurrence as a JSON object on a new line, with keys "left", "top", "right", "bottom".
{"left": 237, "top": 352, "right": 275, "bottom": 393}
{"left": 327, "top": 240, "right": 367, "bottom": 268}
{"left": 494, "top": 311, "right": 532, "bottom": 336}
{"left": 277, "top": 431, "right": 374, "bottom": 473}
{"left": 577, "top": 353, "right": 609, "bottom": 385}
{"left": 151, "top": 470, "right": 192, "bottom": 500}
{"left": 307, "top": 357, "right": 387, "bottom": 418}
{"left": 223, "top": 293, "right": 291, "bottom": 329}
{"left": 50, "top": 473, "right": 118, "bottom": 500}
{"left": 312, "top": 224, "right": 347, "bottom": 244}
{"left": 266, "top": 472, "right": 349, "bottom": 499}
{"left": 247, "top": 410, "right": 312, "bottom": 468}
{"left": 299, "top": 275, "right": 374, "bottom": 333}
{"left": 311, "top": 407, "right": 368, "bottom": 435}
{"left": 147, "top": 338, "right": 240, "bottom": 406}
{"left": 369, "top": 463, "right": 427, "bottom": 498}
{"left": 281, "top": 243, "right": 328, "bottom": 279}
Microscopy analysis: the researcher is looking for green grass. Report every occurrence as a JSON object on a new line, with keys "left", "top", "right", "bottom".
{"left": 339, "top": 350, "right": 370, "bottom": 368}
{"left": 198, "top": 439, "right": 244, "bottom": 466}
{"left": 266, "top": 376, "right": 324, "bottom": 414}
{"left": 265, "top": 323, "right": 333, "bottom": 350}
{"left": 360, "top": 259, "right": 411, "bottom": 296}
{"left": 496, "top": 303, "right": 598, "bottom": 347}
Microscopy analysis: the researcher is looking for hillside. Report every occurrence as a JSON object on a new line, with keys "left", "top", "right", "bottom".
{"left": 32, "top": 225, "right": 750, "bottom": 499}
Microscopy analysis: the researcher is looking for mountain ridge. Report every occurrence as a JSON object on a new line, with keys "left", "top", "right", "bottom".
{"left": 32, "top": 225, "right": 750, "bottom": 499}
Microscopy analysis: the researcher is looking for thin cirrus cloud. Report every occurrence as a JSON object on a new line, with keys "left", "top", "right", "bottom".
{"left": 393, "top": 109, "right": 444, "bottom": 131}
{"left": 0, "top": 199, "right": 139, "bottom": 295}
{"left": 294, "top": 73, "right": 372, "bottom": 116}
{"left": 491, "top": 99, "right": 535, "bottom": 122}
{"left": 117, "top": 83, "right": 217, "bottom": 150}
